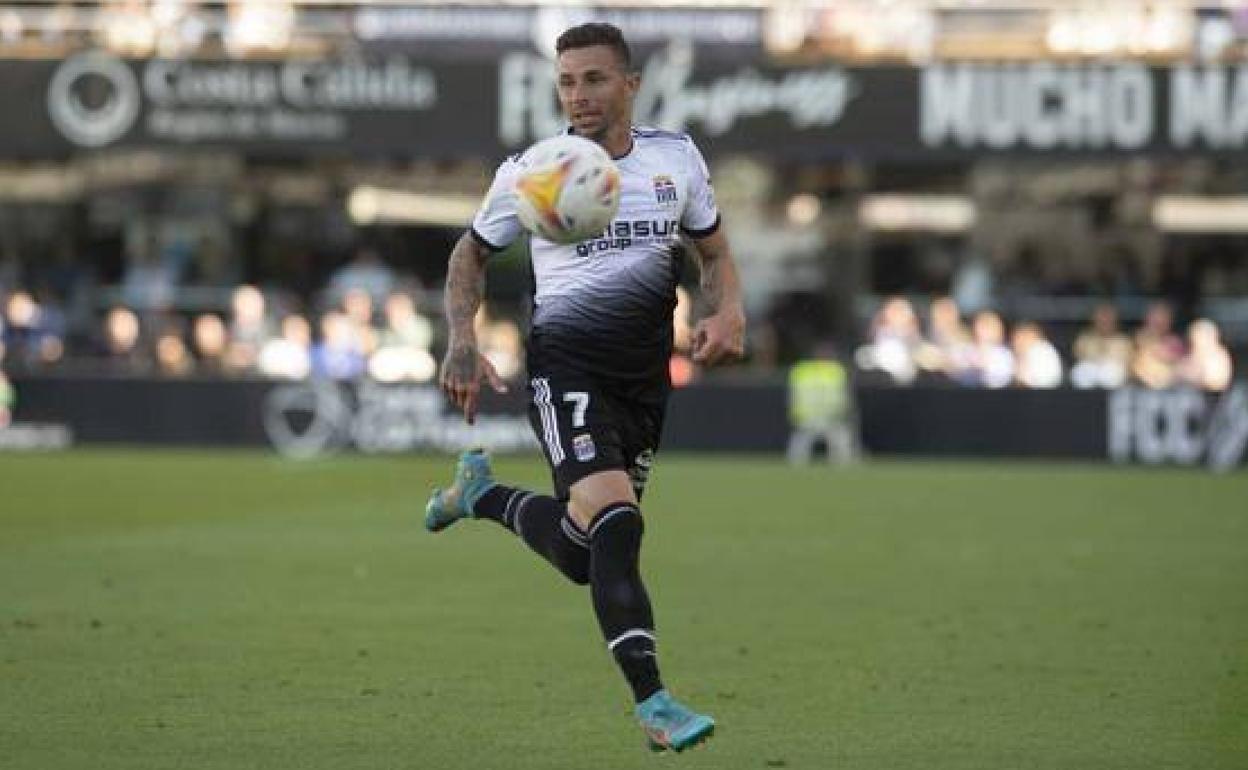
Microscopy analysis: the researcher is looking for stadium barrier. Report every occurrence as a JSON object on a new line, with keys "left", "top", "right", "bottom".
{"left": 6, "top": 375, "right": 1245, "bottom": 469}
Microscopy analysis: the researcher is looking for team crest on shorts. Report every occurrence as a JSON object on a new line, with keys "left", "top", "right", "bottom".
{"left": 572, "top": 433, "right": 596, "bottom": 462}
{"left": 630, "top": 449, "right": 655, "bottom": 488}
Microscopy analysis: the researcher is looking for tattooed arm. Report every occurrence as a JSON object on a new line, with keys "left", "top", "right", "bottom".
{"left": 440, "top": 232, "right": 507, "bottom": 424}
{"left": 689, "top": 227, "right": 746, "bottom": 366}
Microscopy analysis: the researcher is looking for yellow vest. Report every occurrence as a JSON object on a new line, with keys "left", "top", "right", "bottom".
{"left": 788, "top": 360, "right": 849, "bottom": 429}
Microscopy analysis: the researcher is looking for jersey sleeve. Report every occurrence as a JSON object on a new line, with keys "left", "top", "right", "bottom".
{"left": 680, "top": 138, "right": 720, "bottom": 238}
{"left": 470, "top": 157, "right": 525, "bottom": 252}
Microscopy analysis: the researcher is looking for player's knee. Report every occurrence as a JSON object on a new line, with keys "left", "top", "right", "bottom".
{"left": 587, "top": 502, "right": 643, "bottom": 546}
{"left": 568, "top": 471, "right": 638, "bottom": 530}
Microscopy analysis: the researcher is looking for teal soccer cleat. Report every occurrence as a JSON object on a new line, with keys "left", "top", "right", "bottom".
{"left": 635, "top": 690, "right": 716, "bottom": 752}
{"left": 424, "top": 449, "right": 497, "bottom": 532}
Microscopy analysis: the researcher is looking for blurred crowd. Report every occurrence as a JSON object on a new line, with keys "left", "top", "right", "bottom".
{"left": 855, "top": 296, "right": 1234, "bottom": 392}
{"left": 0, "top": 251, "right": 525, "bottom": 398}
{"left": 0, "top": 250, "right": 1237, "bottom": 414}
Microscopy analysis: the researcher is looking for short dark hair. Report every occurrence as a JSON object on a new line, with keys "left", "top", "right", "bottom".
{"left": 555, "top": 23, "right": 632, "bottom": 70}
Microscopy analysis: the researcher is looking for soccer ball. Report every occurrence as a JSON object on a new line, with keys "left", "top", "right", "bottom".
{"left": 513, "top": 135, "right": 621, "bottom": 244}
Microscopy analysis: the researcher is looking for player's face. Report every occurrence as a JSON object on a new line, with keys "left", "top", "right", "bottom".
{"left": 556, "top": 45, "right": 638, "bottom": 142}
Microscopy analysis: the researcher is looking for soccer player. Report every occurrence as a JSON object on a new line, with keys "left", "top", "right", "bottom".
{"left": 425, "top": 22, "right": 745, "bottom": 752}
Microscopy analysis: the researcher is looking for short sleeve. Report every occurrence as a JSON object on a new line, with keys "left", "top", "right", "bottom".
{"left": 680, "top": 138, "right": 720, "bottom": 238}
{"left": 470, "top": 157, "right": 525, "bottom": 251}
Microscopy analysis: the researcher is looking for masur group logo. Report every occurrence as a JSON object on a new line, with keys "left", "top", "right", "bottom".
{"left": 47, "top": 52, "right": 141, "bottom": 147}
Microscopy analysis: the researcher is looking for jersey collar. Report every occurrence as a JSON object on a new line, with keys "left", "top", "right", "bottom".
{"left": 563, "top": 126, "right": 635, "bottom": 161}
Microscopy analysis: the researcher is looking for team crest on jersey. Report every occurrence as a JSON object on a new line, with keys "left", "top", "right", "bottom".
{"left": 652, "top": 175, "right": 678, "bottom": 205}
{"left": 572, "top": 433, "right": 597, "bottom": 462}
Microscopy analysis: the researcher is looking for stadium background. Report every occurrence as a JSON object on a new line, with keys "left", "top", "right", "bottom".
{"left": 0, "top": 3, "right": 1245, "bottom": 769}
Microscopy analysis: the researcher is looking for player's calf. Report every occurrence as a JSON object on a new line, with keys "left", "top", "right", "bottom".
{"left": 425, "top": 450, "right": 590, "bottom": 585}
{"left": 475, "top": 484, "right": 590, "bottom": 585}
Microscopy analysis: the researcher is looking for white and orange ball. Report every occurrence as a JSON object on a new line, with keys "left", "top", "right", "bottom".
{"left": 513, "top": 135, "right": 621, "bottom": 244}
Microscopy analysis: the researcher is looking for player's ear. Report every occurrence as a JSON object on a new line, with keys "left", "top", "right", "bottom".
{"left": 624, "top": 70, "right": 641, "bottom": 96}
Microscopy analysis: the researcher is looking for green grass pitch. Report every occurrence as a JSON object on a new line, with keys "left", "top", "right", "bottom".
{"left": 1, "top": 450, "right": 1245, "bottom": 769}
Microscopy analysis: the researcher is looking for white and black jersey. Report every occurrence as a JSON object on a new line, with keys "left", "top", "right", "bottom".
{"left": 471, "top": 126, "right": 720, "bottom": 383}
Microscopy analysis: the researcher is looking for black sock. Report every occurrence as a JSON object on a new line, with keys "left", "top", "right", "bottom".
{"left": 588, "top": 503, "right": 663, "bottom": 704}
{"left": 472, "top": 485, "right": 589, "bottom": 586}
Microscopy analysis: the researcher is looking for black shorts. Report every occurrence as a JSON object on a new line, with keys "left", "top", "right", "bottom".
{"left": 526, "top": 370, "right": 669, "bottom": 502}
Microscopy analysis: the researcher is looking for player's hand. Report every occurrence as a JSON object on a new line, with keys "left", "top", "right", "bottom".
{"left": 439, "top": 343, "right": 509, "bottom": 425}
{"left": 691, "top": 306, "right": 745, "bottom": 366}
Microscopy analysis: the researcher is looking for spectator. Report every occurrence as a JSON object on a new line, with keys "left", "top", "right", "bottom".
{"left": 856, "top": 296, "right": 922, "bottom": 384}
{"left": 960, "top": 311, "right": 1015, "bottom": 389}
{"left": 481, "top": 318, "right": 524, "bottom": 384}
{"left": 192, "top": 313, "right": 229, "bottom": 375}
{"left": 154, "top": 321, "right": 193, "bottom": 378}
{"left": 31, "top": 288, "right": 67, "bottom": 363}
{"left": 312, "top": 310, "right": 366, "bottom": 380}
{"left": 3, "top": 290, "right": 64, "bottom": 368}
{"left": 341, "top": 287, "right": 380, "bottom": 356}
{"left": 225, "top": 284, "right": 273, "bottom": 372}
{"left": 369, "top": 292, "right": 436, "bottom": 383}
{"left": 328, "top": 248, "right": 395, "bottom": 304}
{"left": 1012, "top": 322, "right": 1063, "bottom": 389}
{"left": 1071, "top": 303, "right": 1133, "bottom": 389}
{"left": 1178, "top": 319, "right": 1233, "bottom": 392}
{"left": 258, "top": 314, "right": 313, "bottom": 380}
{"left": 916, "top": 295, "right": 972, "bottom": 379}
{"left": 99, "top": 306, "right": 149, "bottom": 373}
{"left": 1132, "top": 301, "right": 1183, "bottom": 389}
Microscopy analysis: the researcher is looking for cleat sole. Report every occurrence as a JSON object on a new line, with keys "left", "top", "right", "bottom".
{"left": 643, "top": 722, "right": 715, "bottom": 753}
{"left": 671, "top": 723, "right": 715, "bottom": 753}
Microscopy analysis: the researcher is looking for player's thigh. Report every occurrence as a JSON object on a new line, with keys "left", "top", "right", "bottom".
{"left": 567, "top": 470, "right": 636, "bottom": 531}
{"left": 526, "top": 373, "right": 628, "bottom": 502}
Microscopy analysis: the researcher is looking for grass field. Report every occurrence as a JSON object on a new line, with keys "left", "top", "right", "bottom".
{"left": 1, "top": 450, "right": 1245, "bottom": 769}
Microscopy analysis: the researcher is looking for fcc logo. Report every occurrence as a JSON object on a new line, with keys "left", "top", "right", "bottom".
{"left": 47, "top": 52, "right": 141, "bottom": 147}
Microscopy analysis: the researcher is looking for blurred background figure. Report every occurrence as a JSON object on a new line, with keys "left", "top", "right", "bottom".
{"left": 98, "top": 306, "right": 148, "bottom": 374}
{"left": 787, "top": 346, "right": 858, "bottom": 465}
{"left": 225, "top": 284, "right": 273, "bottom": 373}
{"left": 1179, "top": 319, "right": 1233, "bottom": 392}
{"left": 192, "top": 313, "right": 230, "bottom": 376}
{"left": 153, "top": 320, "right": 193, "bottom": 378}
{"left": 916, "top": 295, "right": 972, "bottom": 381}
{"left": 481, "top": 318, "right": 524, "bottom": 385}
{"left": 856, "top": 296, "right": 922, "bottom": 385}
{"left": 1012, "top": 321, "right": 1063, "bottom": 389}
{"left": 961, "top": 311, "right": 1015, "bottom": 389}
{"left": 473, "top": 304, "right": 525, "bottom": 385}
{"left": 312, "top": 310, "right": 366, "bottom": 380}
{"left": 3, "top": 290, "right": 64, "bottom": 369}
{"left": 259, "top": 314, "right": 313, "bottom": 380}
{"left": 329, "top": 248, "right": 395, "bottom": 305}
{"left": 340, "top": 287, "right": 380, "bottom": 359}
{"left": 1071, "top": 303, "right": 1133, "bottom": 389}
{"left": 1132, "top": 301, "right": 1184, "bottom": 389}
{"left": 369, "top": 291, "right": 436, "bottom": 383}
